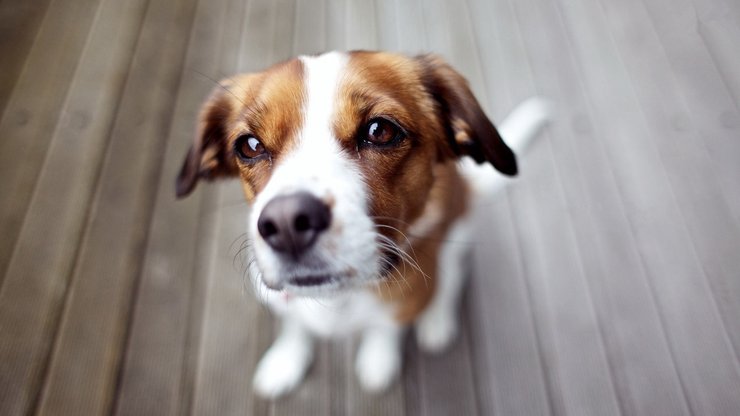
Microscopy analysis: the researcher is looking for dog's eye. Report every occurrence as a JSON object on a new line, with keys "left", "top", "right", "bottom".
{"left": 362, "top": 118, "right": 405, "bottom": 147}
{"left": 234, "top": 134, "right": 268, "bottom": 162}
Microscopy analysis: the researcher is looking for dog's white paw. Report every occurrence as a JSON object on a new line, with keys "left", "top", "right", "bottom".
{"left": 355, "top": 331, "right": 401, "bottom": 392}
{"left": 253, "top": 341, "right": 312, "bottom": 398}
{"left": 415, "top": 309, "right": 459, "bottom": 354}
{"left": 355, "top": 344, "right": 400, "bottom": 392}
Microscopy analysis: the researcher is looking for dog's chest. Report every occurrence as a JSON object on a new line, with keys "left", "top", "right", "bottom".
{"left": 265, "top": 289, "right": 396, "bottom": 337}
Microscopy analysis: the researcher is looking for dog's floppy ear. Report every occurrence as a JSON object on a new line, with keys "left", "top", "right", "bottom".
{"left": 417, "top": 54, "right": 517, "bottom": 175}
{"left": 175, "top": 79, "right": 243, "bottom": 198}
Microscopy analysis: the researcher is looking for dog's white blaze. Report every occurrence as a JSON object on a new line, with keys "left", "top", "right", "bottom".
{"left": 249, "top": 52, "right": 380, "bottom": 294}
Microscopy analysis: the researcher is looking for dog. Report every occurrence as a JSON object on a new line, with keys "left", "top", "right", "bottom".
{"left": 176, "top": 51, "right": 549, "bottom": 398}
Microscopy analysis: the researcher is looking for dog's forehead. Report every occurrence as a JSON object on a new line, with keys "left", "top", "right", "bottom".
{"left": 243, "top": 52, "right": 423, "bottom": 150}
{"left": 240, "top": 51, "right": 435, "bottom": 202}
{"left": 298, "top": 52, "right": 349, "bottom": 144}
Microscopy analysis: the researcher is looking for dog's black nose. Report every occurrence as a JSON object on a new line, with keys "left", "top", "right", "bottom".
{"left": 257, "top": 192, "right": 332, "bottom": 258}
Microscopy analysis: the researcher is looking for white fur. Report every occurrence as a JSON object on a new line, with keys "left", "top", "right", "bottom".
{"left": 355, "top": 326, "right": 404, "bottom": 392}
{"left": 253, "top": 318, "right": 314, "bottom": 397}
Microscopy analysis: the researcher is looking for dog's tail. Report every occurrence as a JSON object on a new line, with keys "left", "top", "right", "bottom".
{"left": 460, "top": 97, "right": 552, "bottom": 196}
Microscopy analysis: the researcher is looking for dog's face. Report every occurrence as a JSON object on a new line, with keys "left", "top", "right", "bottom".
{"left": 176, "top": 51, "right": 516, "bottom": 295}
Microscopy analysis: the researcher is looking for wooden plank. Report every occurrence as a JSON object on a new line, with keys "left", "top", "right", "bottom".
{"left": 598, "top": 0, "right": 740, "bottom": 411}
{"left": 292, "top": 0, "right": 325, "bottom": 56}
{"left": 508, "top": 138, "right": 623, "bottom": 416}
{"left": 0, "top": 0, "right": 54, "bottom": 115}
{"left": 640, "top": 0, "right": 740, "bottom": 364}
{"left": 345, "top": 0, "right": 377, "bottom": 50}
{"left": 189, "top": 186, "right": 273, "bottom": 416}
{"left": 391, "top": 0, "right": 428, "bottom": 54}
{"left": 3, "top": 0, "right": 199, "bottom": 414}
{"left": 110, "top": 0, "right": 231, "bottom": 414}
{"left": 0, "top": 1, "right": 147, "bottom": 415}
{"left": 373, "top": 0, "right": 398, "bottom": 52}
{"left": 459, "top": 0, "right": 626, "bottom": 413}
{"left": 464, "top": 1, "right": 555, "bottom": 414}
{"left": 692, "top": 0, "right": 740, "bottom": 108}
{"left": 553, "top": 0, "right": 740, "bottom": 414}
{"left": 175, "top": 0, "right": 260, "bottom": 414}
{"left": 508, "top": 0, "right": 694, "bottom": 414}
{"left": 190, "top": 1, "right": 290, "bottom": 414}
{"left": 641, "top": 0, "right": 740, "bottom": 224}
{"left": 468, "top": 202, "right": 554, "bottom": 416}
{"left": 325, "top": 0, "right": 346, "bottom": 51}
{"left": 0, "top": 0, "right": 102, "bottom": 289}
{"left": 16, "top": 0, "right": 150, "bottom": 413}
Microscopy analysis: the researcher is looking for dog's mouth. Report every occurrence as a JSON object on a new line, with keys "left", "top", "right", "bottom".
{"left": 276, "top": 268, "right": 356, "bottom": 293}
{"left": 280, "top": 250, "right": 400, "bottom": 291}
{"left": 287, "top": 274, "right": 334, "bottom": 287}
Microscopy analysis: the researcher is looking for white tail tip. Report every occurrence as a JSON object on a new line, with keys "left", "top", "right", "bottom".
{"left": 461, "top": 97, "right": 553, "bottom": 195}
{"left": 499, "top": 96, "right": 553, "bottom": 154}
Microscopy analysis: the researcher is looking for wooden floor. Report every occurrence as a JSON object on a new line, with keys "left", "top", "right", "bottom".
{"left": 1, "top": 0, "right": 739, "bottom": 414}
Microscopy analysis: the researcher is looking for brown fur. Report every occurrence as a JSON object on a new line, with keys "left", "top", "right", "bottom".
{"left": 336, "top": 52, "right": 473, "bottom": 322}
{"left": 373, "top": 161, "right": 469, "bottom": 323}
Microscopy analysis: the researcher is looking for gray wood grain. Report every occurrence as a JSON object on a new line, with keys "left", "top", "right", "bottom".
{"left": 0, "top": 0, "right": 739, "bottom": 414}
{"left": 28, "top": 0, "right": 151, "bottom": 414}
{"left": 507, "top": 0, "right": 693, "bottom": 414}
{"left": 639, "top": 0, "right": 740, "bottom": 364}
{"left": 0, "top": 0, "right": 102, "bottom": 288}
{"left": 189, "top": 186, "right": 273, "bottom": 416}
{"left": 693, "top": 0, "right": 740, "bottom": 111}
{"left": 465, "top": 0, "right": 555, "bottom": 414}
{"left": 188, "top": 0, "right": 274, "bottom": 414}
{"left": 555, "top": 0, "right": 740, "bottom": 413}
{"left": 0, "top": 0, "right": 144, "bottom": 414}
{"left": 112, "top": 0, "right": 230, "bottom": 414}
{"left": 0, "top": 0, "right": 53, "bottom": 116}
{"left": 643, "top": 0, "right": 740, "bottom": 224}
{"left": 15, "top": 0, "right": 198, "bottom": 414}
{"left": 471, "top": 0, "right": 626, "bottom": 412}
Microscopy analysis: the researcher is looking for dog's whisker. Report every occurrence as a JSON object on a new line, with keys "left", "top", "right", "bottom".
{"left": 375, "top": 243, "right": 415, "bottom": 294}
{"left": 376, "top": 234, "right": 429, "bottom": 283}
{"left": 190, "top": 68, "right": 248, "bottom": 107}
{"left": 374, "top": 224, "right": 423, "bottom": 267}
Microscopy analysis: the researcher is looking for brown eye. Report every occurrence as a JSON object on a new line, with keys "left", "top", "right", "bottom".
{"left": 234, "top": 135, "right": 268, "bottom": 162}
{"left": 362, "top": 118, "right": 405, "bottom": 147}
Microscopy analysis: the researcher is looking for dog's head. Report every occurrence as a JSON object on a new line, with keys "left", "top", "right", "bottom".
{"left": 176, "top": 51, "right": 515, "bottom": 295}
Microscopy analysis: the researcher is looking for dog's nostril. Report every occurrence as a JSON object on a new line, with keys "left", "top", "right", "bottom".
{"left": 294, "top": 214, "right": 310, "bottom": 232}
{"left": 259, "top": 219, "right": 278, "bottom": 237}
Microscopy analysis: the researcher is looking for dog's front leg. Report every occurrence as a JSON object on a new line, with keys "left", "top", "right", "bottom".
{"left": 415, "top": 217, "right": 472, "bottom": 353}
{"left": 253, "top": 317, "right": 315, "bottom": 398}
{"left": 355, "top": 324, "right": 404, "bottom": 392}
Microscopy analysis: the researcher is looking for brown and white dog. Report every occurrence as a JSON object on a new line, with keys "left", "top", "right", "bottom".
{"left": 176, "top": 51, "right": 549, "bottom": 398}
